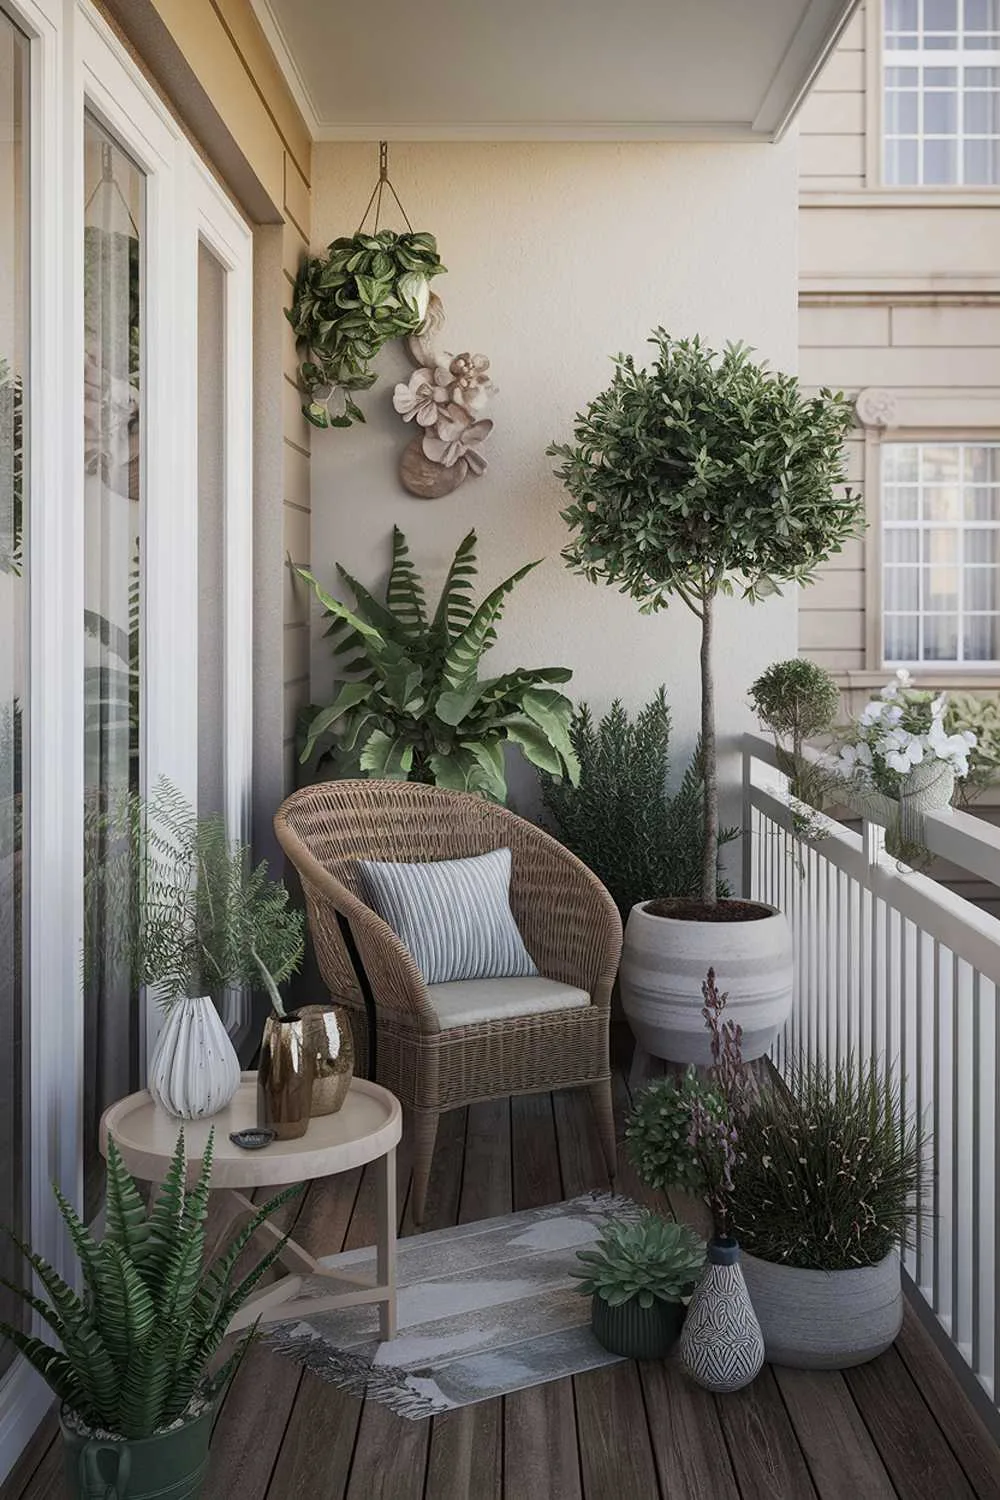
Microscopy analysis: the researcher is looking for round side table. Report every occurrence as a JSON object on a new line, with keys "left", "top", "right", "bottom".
{"left": 101, "top": 1072, "right": 402, "bottom": 1340}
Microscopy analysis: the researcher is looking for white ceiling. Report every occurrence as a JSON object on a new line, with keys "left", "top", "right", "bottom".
{"left": 253, "top": 0, "right": 859, "bottom": 143}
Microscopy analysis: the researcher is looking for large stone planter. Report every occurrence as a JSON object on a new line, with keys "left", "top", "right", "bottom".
{"left": 619, "top": 899, "right": 793, "bottom": 1066}
{"left": 741, "top": 1249, "right": 902, "bottom": 1369}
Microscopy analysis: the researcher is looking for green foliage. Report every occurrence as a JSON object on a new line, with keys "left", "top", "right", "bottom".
{"left": 550, "top": 331, "right": 864, "bottom": 904}
{"left": 539, "top": 690, "right": 736, "bottom": 919}
{"left": 286, "top": 230, "right": 446, "bottom": 428}
{"left": 946, "top": 692, "right": 1000, "bottom": 806}
{"left": 0, "top": 1132, "right": 303, "bottom": 1438}
{"left": 551, "top": 334, "right": 863, "bottom": 610}
{"left": 298, "top": 527, "right": 579, "bottom": 801}
{"left": 731, "top": 1058, "right": 926, "bottom": 1271}
{"left": 626, "top": 1068, "right": 727, "bottom": 1197}
{"left": 572, "top": 1212, "right": 704, "bottom": 1308}
{"left": 85, "top": 780, "right": 304, "bottom": 1010}
{"left": 0, "top": 359, "right": 22, "bottom": 577}
{"left": 749, "top": 659, "right": 842, "bottom": 835}
{"left": 748, "top": 660, "right": 840, "bottom": 748}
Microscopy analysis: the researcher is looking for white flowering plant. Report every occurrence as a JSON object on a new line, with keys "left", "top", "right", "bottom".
{"left": 838, "top": 669, "right": 976, "bottom": 798}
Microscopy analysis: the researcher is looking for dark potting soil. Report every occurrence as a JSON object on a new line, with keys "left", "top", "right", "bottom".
{"left": 644, "top": 898, "right": 773, "bottom": 923}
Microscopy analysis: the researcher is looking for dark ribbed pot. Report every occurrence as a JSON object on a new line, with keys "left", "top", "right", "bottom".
{"left": 590, "top": 1294, "right": 685, "bottom": 1359}
{"left": 61, "top": 1402, "right": 213, "bottom": 1499}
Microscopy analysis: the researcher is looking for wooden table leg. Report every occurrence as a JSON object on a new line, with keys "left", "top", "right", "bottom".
{"left": 376, "top": 1146, "right": 397, "bottom": 1341}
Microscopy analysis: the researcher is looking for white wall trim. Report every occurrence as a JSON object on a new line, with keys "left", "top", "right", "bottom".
{"left": 310, "top": 119, "right": 773, "bottom": 144}
{"left": 248, "top": 0, "right": 320, "bottom": 140}
{"left": 801, "top": 189, "right": 1000, "bottom": 207}
{"left": 754, "top": 0, "right": 862, "bottom": 139}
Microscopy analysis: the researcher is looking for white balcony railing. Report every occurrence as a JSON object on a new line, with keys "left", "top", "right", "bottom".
{"left": 743, "top": 731, "right": 1000, "bottom": 1406}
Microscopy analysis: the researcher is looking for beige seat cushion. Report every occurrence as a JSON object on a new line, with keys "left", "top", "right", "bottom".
{"left": 425, "top": 976, "right": 590, "bottom": 1030}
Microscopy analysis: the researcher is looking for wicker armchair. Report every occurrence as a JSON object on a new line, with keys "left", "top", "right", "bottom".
{"left": 274, "top": 780, "right": 622, "bottom": 1224}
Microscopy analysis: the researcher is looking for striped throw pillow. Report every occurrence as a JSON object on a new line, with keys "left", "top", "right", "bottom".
{"left": 356, "top": 848, "right": 538, "bottom": 987}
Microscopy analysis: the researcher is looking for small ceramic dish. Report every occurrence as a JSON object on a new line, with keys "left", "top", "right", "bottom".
{"left": 229, "top": 1128, "right": 277, "bottom": 1151}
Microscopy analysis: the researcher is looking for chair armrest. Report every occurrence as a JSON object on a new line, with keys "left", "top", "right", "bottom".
{"left": 275, "top": 817, "right": 435, "bottom": 1031}
{"left": 507, "top": 827, "right": 622, "bottom": 1007}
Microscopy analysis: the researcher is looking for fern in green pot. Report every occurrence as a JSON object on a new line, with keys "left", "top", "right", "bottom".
{"left": 297, "top": 527, "right": 579, "bottom": 800}
{"left": 0, "top": 1130, "right": 301, "bottom": 1500}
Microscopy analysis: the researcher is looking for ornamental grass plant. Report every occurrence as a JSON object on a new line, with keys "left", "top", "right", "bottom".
{"left": 731, "top": 1058, "right": 926, "bottom": 1271}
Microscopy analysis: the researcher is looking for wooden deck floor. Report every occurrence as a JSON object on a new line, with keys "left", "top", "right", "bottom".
{"left": 6, "top": 1067, "right": 1000, "bottom": 1500}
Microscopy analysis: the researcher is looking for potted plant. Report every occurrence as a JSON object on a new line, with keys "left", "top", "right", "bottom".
{"left": 733, "top": 1058, "right": 926, "bottom": 1369}
{"left": 550, "top": 332, "right": 864, "bottom": 1063}
{"left": 671, "top": 971, "right": 765, "bottom": 1393}
{"left": 572, "top": 1211, "right": 704, "bottom": 1359}
{"left": 837, "top": 669, "right": 976, "bottom": 861}
{"left": 89, "top": 781, "right": 305, "bottom": 1120}
{"left": 287, "top": 228, "right": 446, "bottom": 429}
{"left": 0, "top": 1131, "right": 302, "bottom": 1499}
{"left": 297, "top": 527, "right": 579, "bottom": 798}
{"left": 748, "top": 659, "right": 842, "bottom": 841}
{"left": 539, "top": 689, "right": 738, "bottom": 924}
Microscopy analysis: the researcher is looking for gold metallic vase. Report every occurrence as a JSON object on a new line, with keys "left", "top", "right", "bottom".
{"left": 257, "top": 1013, "right": 315, "bottom": 1140}
{"left": 298, "top": 1004, "right": 354, "bottom": 1116}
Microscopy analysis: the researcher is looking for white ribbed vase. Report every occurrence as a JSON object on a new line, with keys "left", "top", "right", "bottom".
{"left": 620, "top": 900, "right": 793, "bottom": 1066}
{"left": 148, "top": 995, "right": 241, "bottom": 1120}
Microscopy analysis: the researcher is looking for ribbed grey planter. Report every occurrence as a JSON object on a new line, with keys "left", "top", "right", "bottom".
{"left": 741, "top": 1248, "right": 902, "bottom": 1369}
{"left": 591, "top": 1294, "right": 685, "bottom": 1360}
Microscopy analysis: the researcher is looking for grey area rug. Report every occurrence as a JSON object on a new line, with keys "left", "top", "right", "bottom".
{"left": 265, "top": 1192, "right": 641, "bottom": 1418}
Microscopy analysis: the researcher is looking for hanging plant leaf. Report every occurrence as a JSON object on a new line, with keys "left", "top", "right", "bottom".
{"left": 288, "top": 229, "right": 446, "bottom": 430}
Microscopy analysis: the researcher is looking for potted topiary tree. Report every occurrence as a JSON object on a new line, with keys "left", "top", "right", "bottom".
{"left": 571, "top": 1210, "right": 704, "bottom": 1359}
{"left": 0, "top": 1131, "right": 301, "bottom": 1499}
{"left": 550, "top": 332, "right": 863, "bottom": 1062}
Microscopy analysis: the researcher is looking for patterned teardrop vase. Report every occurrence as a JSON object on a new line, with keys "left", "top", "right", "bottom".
{"left": 679, "top": 1237, "right": 765, "bottom": 1393}
{"left": 148, "top": 995, "right": 242, "bottom": 1120}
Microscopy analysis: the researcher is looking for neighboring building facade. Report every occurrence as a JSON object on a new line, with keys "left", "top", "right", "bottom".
{"left": 799, "top": 0, "right": 1000, "bottom": 715}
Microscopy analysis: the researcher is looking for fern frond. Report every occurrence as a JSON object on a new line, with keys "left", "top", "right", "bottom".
{"left": 386, "top": 525, "right": 428, "bottom": 638}
{"left": 103, "top": 1141, "right": 150, "bottom": 1265}
{"left": 430, "top": 529, "right": 478, "bottom": 647}
{"left": 0, "top": 1324, "right": 85, "bottom": 1411}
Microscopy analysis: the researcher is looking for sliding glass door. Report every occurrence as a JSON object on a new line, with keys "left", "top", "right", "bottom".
{"left": 82, "top": 113, "right": 144, "bottom": 1216}
{"left": 0, "top": 6, "right": 28, "bottom": 1385}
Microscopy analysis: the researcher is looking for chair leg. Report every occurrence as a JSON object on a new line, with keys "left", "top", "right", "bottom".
{"left": 588, "top": 1080, "right": 618, "bottom": 1182}
{"left": 408, "top": 1109, "right": 440, "bottom": 1227}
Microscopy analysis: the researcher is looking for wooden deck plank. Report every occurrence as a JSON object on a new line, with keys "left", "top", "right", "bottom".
{"left": 716, "top": 1364, "right": 819, "bottom": 1500}
{"left": 772, "top": 1366, "right": 896, "bottom": 1500}
{"left": 845, "top": 1346, "right": 978, "bottom": 1500}
{"left": 639, "top": 1358, "right": 741, "bottom": 1500}
{"left": 343, "top": 1110, "right": 467, "bottom": 1500}
{"left": 895, "top": 1305, "right": 1000, "bottom": 1499}
{"left": 504, "top": 1089, "right": 581, "bottom": 1499}
{"left": 575, "top": 1363, "right": 662, "bottom": 1500}
{"left": 552, "top": 1086, "right": 613, "bottom": 1197}
{"left": 264, "top": 1130, "right": 414, "bottom": 1499}
{"left": 505, "top": 1382, "right": 582, "bottom": 1500}
{"left": 422, "top": 1100, "right": 509, "bottom": 1500}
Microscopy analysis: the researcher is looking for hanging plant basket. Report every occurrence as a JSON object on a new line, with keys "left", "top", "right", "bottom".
{"left": 286, "top": 143, "right": 446, "bottom": 429}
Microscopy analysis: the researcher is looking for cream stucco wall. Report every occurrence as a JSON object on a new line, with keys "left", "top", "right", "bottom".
{"left": 307, "top": 139, "right": 800, "bottom": 831}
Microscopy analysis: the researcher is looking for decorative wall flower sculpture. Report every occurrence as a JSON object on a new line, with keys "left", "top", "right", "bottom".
{"left": 393, "top": 293, "right": 497, "bottom": 499}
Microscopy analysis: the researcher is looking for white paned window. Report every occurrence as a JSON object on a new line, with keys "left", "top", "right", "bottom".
{"left": 883, "top": 442, "right": 1000, "bottom": 664}
{"left": 883, "top": 0, "right": 1000, "bottom": 183}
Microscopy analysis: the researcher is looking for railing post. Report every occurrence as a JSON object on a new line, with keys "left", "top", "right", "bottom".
{"left": 742, "top": 738, "right": 753, "bottom": 900}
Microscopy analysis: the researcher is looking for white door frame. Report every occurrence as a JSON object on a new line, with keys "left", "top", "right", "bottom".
{"left": 0, "top": 0, "right": 256, "bottom": 1478}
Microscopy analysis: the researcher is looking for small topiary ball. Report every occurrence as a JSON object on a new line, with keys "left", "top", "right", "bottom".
{"left": 626, "top": 1069, "right": 725, "bottom": 1197}
{"left": 748, "top": 659, "right": 841, "bottom": 744}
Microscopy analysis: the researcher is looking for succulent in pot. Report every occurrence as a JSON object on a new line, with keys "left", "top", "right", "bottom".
{"left": 572, "top": 1211, "right": 704, "bottom": 1360}
{"left": 551, "top": 333, "right": 864, "bottom": 1063}
{"left": 0, "top": 1131, "right": 302, "bottom": 1500}
{"left": 733, "top": 1056, "right": 927, "bottom": 1369}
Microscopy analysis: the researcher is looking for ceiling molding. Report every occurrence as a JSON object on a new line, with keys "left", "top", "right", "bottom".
{"left": 754, "top": 0, "right": 861, "bottom": 139}
{"left": 249, "top": 0, "right": 321, "bottom": 139}
{"left": 254, "top": 0, "right": 860, "bottom": 146}
{"left": 310, "top": 120, "right": 768, "bottom": 144}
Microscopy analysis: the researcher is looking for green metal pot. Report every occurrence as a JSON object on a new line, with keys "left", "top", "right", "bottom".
{"left": 60, "top": 1402, "right": 214, "bottom": 1500}
{"left": 591, "top": 1293, "right": 685, "bottom": 1360}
